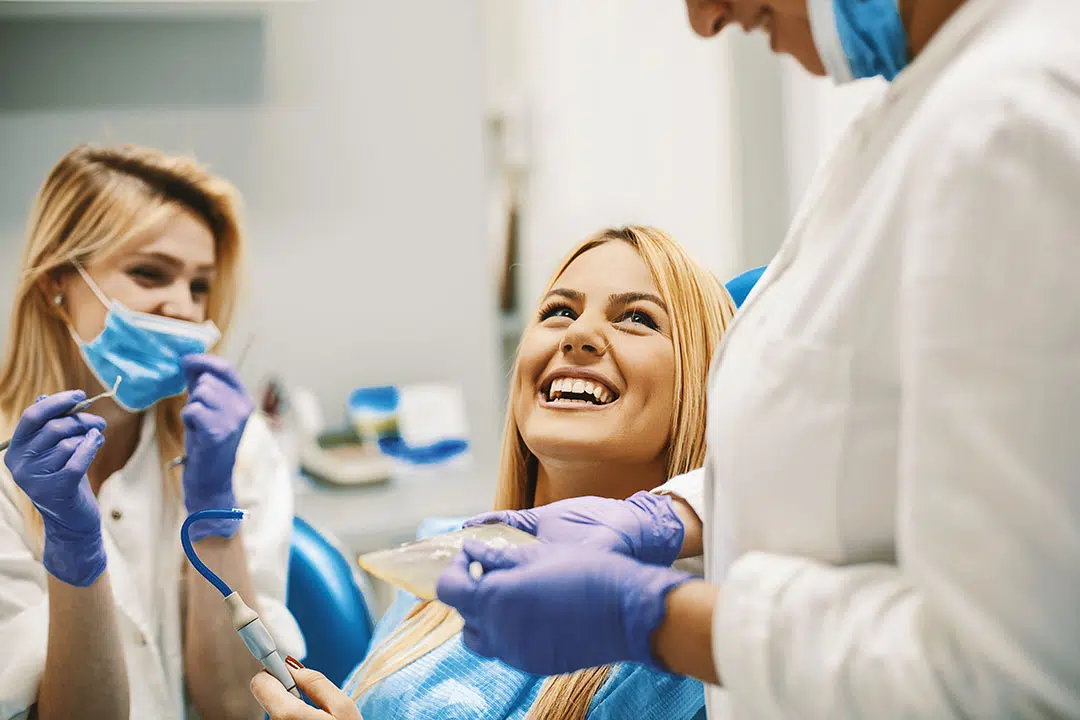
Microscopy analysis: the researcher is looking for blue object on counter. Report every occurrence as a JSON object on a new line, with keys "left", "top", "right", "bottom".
{"left": 348, "top": 385, "right": 469, "bottom": 466}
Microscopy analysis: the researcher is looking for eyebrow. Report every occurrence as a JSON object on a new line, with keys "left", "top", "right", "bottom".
{"left": 131, "top": 251, "right": 216, "bottom": 274}
{"left": 609, "top": 291, "right": 668, "bottom": 312}
{"left": 542, "top": 288, "right": 668, "bottom": 312}
{"left": 542, "top": 288, "right": 584, "bottom": 303}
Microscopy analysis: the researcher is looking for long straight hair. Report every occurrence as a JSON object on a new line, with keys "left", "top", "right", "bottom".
{"left": 348, "top": 226, "right": 735, "bottom": 719}
{"left": 0, "top": 143, "right": 245, "bottom": 542}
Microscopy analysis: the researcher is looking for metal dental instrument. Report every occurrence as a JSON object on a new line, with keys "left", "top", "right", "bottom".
{"left": 0, "top": 377, "right": 122, "bottom": 453}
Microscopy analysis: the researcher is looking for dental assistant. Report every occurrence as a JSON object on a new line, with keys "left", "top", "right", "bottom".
{"left": 437, "top": 0, "right": 1080, "bottom": 718}
{"left": 0, "top": 145, "right": 302, "bottom": 720}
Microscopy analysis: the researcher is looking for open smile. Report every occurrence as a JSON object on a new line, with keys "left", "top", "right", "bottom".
{"left": 537, "top": 369, "right": 620, "bottom": 410}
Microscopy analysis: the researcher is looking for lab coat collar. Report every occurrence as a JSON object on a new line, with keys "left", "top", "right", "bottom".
{"left": 889, "top": 0, "right": 1009, "bottom": 99}
{"left": 97, "top": 412, "right": 173, "bottom": 646}
{"left": 718, "top": 0, "right": 1010, "bottom": 371}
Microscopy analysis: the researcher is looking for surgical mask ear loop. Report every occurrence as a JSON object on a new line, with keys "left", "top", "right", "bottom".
{"left": 63, "top": 261, "right": 114, "bottom": 347}
{"left": 181, "top": 509, "right": 302, "bottom": 699}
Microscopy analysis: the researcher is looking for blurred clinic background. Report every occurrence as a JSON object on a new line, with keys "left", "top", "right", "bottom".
{"left": 0, "top": 0, "right": 882, "bottom": 564}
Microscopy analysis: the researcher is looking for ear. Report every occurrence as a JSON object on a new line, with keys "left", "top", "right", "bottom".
{"left": 40, "top": 268, "right": 74, "bottom": 316}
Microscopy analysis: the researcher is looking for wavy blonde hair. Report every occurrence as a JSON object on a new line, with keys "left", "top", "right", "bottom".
{"left": 348, "top": 226, "right": 735, "bottom": 719}
{"left": 0, "top": 143, "right": 245, "bottom": 541}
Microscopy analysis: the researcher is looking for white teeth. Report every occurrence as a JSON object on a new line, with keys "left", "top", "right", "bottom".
{"left": 544, "top": 376, "right": 616, "bottom": 404}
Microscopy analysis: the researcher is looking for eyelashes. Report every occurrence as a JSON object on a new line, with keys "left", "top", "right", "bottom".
{"left": 537, "top": 303, "right": 659, "bottom": 331}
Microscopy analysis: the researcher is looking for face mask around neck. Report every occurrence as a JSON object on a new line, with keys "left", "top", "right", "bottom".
{"left": 807, "top": 0, "right": 909, "bottom": 83}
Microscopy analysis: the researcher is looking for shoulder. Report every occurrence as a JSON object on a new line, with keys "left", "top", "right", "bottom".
{"left": 235, "top": 412, "right": 284, "bottom": 471}
{"left": 913, "top": 6, "right": 1080, "bottom": 168}
{"left": 232, "top": 412, "right": 291, "bottom": 498}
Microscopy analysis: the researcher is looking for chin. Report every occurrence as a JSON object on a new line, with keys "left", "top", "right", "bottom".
{"left": 520, "top": 422, "right": 617, "bottom": 461}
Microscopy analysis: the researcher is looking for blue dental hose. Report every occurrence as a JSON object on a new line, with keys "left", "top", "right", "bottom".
{"left": 181, "top": 509, "right": 302, "bottom": 699}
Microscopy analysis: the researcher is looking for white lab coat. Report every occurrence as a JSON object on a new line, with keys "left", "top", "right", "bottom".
{"left": 0, "top": 412, "right": 305, "bottom": 720}
{"left": 661, "top": 0, "right": 1080, "bottom": 716}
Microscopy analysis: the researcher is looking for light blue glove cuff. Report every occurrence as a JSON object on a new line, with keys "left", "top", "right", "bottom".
{"left": 626, "top": 492, "right": 686, "bottom": 567}
{"left": 42, "top": 529, "right": 107, "bottom": 587}
{"left": 624, "top": 564, "right": 694, "bottom": 671}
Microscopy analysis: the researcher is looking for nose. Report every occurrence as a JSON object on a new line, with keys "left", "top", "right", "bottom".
{"left": 560, "top": 315, "right": 607, "bottom": 359}
{"left": 685, "top": 0, "right": 728, "bottom": 38}
{"left": 158, "top": 281, "right": 200, "bottom": 322}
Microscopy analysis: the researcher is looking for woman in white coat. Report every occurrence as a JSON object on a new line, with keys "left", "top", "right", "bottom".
{"left": 420, "top": 1, "right": 1080, "bottom": 719}
{"left": 0, "top": 144, "right": 303, "bottom": 720}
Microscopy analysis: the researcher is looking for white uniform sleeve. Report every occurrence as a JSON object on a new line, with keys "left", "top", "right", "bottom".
{"left": 653, "top": 467, "right": 706, "bottom": 522}
{"left": 654, "top": 468, "right": 706, "bottom": 575}
{"left": 233, "top": 414, "right": 306, "bottom": 660}
{"left": 0, "top": 476, "right": 48, "bottom": 720}
{"left": 713, "top": 80, "right": 1080, "bottom": 717}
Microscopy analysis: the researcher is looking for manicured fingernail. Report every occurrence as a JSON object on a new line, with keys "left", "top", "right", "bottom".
{"left": 285, "top": 655, "right": 304, "bottom": 670}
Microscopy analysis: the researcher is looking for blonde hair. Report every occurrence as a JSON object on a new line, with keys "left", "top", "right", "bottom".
{"left": 0, "top": 143, "right": 245, "bottom": 542}
{"left": 349, "top": 226, "right": 735, "bottom": 719}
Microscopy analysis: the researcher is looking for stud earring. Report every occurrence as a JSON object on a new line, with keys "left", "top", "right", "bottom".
{"left": 53, "top": 294, "right": 63, "bottom": 306}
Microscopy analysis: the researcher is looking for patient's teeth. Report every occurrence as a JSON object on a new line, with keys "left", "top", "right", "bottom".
{"left": 573, "top": 380, "right": 586, "bottom": 394}
{"left": 592, "top": 386, "right": 603, "bottom": 402}
{"left": 583, "top": 381, "right": 595, "bottom": 395}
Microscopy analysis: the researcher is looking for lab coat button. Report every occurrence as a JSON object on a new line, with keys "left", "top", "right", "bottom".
{"left": 110, "top": 509, "right": 122, "bottom": 521}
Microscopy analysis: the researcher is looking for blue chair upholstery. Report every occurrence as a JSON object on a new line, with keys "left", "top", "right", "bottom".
{"left": 286, "top": 517, "right": 375, "bottom": 687}
{"left": 725, "top": 265, "right": 766, "bottom": 309}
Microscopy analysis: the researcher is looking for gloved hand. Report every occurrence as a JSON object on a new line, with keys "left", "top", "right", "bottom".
{"left": 437, "top": 540, "right": 692, "bottom": 676}
{"left": 180, "top": 354, "right": 253, "bottom": 540}
{"left": 3, "top": 391, "right": 107, "bottom": 587}
{"left": 465, "top": 491, "right": 685, "bottom": 567}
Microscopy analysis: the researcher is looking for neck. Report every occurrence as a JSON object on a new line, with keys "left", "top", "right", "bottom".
{"left": 73, "top": 367, "right": 145, "bottom": 494}
{"left": 902, "top": 0, "right": 968, "bottom": 60}
{"left": 533, "top": 456, "right": 667, "bottom": 507}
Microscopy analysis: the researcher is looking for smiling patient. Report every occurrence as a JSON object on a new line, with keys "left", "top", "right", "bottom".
{"left": 255, "top": 225, "right": 736, "bottom": 720}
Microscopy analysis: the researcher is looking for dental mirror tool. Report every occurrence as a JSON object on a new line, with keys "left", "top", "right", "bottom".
{"left": 0, "top": 377, "right": 122, "bottom": 453}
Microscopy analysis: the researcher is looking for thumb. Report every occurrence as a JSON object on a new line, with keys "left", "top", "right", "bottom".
{"left": 461, "top": 538, "right": 529, "bottom": 572}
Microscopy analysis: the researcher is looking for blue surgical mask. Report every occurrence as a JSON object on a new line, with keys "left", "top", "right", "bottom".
{"left": 807, "top": 0, "right": 909, "bottom": 83}
{"left": 70, "top": 263, "right": 221, "bottom": 412}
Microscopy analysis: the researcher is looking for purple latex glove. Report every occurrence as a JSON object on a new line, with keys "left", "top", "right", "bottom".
{"left": 180, "top": 355, "right": 253, "bottom": 541}
{"left": 3, "top": 391, "right": 107, "bottom": 586}
{"left": 437, "top": 540, "right": 692, "bottom": 676}
{"left": 466, "top": 491, "right": 685, "bottom": 567}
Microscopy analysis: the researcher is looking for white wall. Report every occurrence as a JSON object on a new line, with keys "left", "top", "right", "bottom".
{"left": 0, "top": 1, "right": 501, "bottom": 475}
{"left": 511, "top": 0, "right": 739, "bottom": 309}
{"left": 490, "top": 2, "right": 881, "bottom": 308}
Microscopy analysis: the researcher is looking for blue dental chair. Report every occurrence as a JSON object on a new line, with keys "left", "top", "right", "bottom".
{"left": 286, "top": 517, "right": 375, "bottom": 687}
{"left": 725, "top": 265, "right": 766, "bottom": 309}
